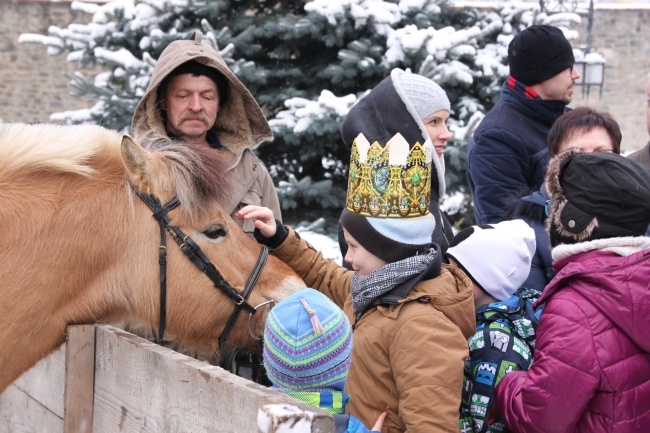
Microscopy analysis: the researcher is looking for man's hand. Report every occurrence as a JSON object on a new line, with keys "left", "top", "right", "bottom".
{"left": 236, "top": 205, "right": 277, "bottom": 237}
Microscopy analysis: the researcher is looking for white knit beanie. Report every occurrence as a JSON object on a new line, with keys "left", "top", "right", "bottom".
{"left": 445, "top": 220, "right": 536, "bottom": 301}
{"left": 393, "top": 69, "right": 451, "bottom": 120}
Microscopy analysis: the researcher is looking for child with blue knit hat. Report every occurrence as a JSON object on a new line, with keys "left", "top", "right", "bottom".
{"left": 263, "top": 288, "right": 385, "bottom": 433}
{"left": 446, "top": 219, "right": 541, "bottom": 433}
{"left": 238, "top": 68, "right": 475, "bottom": 432}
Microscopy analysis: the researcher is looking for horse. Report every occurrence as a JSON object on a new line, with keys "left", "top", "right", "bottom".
{"left": 0, "top": 122, "right": 304, "bottom": 392}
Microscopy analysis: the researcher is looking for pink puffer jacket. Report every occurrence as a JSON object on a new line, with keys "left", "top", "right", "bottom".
{"left": 494, "top": 246, "right": 650, "bottom": 433}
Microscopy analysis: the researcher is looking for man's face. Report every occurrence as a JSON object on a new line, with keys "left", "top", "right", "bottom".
{"left": 162, "top": 73, "right": 220, "bottom": 145}
{"left": 534, "top": 66, "right": 581, "bottom": 104}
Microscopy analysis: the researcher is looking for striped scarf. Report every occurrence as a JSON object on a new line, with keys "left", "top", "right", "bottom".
{"left": 350, "top": 248, "right": 437, "bottom": 318}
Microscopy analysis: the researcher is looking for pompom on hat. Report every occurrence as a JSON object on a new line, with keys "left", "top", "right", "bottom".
{"left": 508, "top": 25, "right": 575, "bottom": 86}
{"left": 445, "top": 220, "right": 536, "bottom": 301}
{"left": 545, "top": 148, "right": 650, "bottom": 247}
{"left": 263, "top": 288, "right": 352, "bottom": 391}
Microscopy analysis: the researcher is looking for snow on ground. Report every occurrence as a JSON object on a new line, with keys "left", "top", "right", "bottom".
{"left": 294, "top": 229, "right": 343, "bottom": 263}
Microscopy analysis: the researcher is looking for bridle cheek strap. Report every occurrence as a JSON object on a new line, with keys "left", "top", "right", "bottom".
{"left": 147, "top": 195, "right": 180, "bottom": 344}
{"left": 217, "top": 245, "right": 268, "bottom": 348}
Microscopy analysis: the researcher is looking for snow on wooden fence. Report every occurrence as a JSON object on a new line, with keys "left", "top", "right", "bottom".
{"left": 0, "top": 324, "right": 335, "bottom": 433}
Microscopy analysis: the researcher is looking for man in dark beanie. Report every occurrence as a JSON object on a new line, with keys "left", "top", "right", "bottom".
{"left": 467, "top": 24, "right": 580, "bottom": 225}
{"left": 495, "top": 148, "right": 650, "bottom": 432}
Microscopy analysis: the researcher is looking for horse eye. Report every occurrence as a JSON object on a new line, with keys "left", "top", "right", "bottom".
{"left": 203, "top": 225, "right": 226, "bottom": 239}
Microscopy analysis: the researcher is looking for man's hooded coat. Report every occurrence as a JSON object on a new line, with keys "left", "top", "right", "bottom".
{"left": 132, "top": 31, "right": 281, "bottom": 234}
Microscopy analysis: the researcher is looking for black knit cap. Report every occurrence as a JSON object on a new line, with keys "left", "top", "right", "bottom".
{"left": 339, "top": 209, "right": 435, "bottom": 263}
{"left": 546, "top": 149, "right": 650, "bottom": 247}
{"left": 508, "top": 25, "right": 575, "bottom": 86}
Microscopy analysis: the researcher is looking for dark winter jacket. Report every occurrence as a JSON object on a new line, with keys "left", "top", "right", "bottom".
{"left": 628, "top": 140, "right": 650, "bottom": 170}
{"left": 459, "top": 288, "right": 542, "bottom": 433}
{"left": 131, "top": 31, "right": 281, "bottom": 235}
{"left": 337, "top": 70, "right": 454, "bottom": 265}
{"left": 495, "top": 238, "right": 650, "bottom": 433}
{"left": 504, "top": 185, "right": 555, "bottom": 291}
{"left": 627, "top": 141, "right": 650, "bottom": 237}
{"left": 467, "top": 78, "right": 567, "bottom": 224}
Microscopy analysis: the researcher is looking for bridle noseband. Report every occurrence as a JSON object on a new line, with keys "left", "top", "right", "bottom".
{"left": 135, "top": 191, "right": 269, "bottom": 364}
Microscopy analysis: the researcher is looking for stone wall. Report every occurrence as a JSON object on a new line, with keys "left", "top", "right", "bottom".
{"left": 1, "top": 1, "right": 649, "bottom": 152}
{"left": 0, "top": 0, "right": 97, "bottom": 123}
{"left": 571, "top": 5, "right": 650, "bottom": 153}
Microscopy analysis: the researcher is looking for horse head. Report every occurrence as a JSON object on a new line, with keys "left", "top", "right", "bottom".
{"left": 120, "top": 134, "right": 305, "bottom": 359}
{"left": 0, "top": 123, "right": 304, "bottom": 392}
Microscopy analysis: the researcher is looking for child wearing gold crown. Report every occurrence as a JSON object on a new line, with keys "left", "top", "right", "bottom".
{"left": 338, "top": 68, "right": 455, "bottom": 267}
{"left": 238, "top": 68, "right": 475, "bottom": 433}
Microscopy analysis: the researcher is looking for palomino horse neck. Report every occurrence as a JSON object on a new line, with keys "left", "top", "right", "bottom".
{"left": 0, "top": 123, "right": 303, "bottom": 392}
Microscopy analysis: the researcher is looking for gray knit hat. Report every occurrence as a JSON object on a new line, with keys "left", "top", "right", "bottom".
{"left": 393, "top": 69, "right": 451, "bottom": 121}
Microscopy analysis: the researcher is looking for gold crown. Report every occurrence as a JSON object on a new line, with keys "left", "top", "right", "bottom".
{"left": 346, "top": 133, "right": 432, "bottom": 218}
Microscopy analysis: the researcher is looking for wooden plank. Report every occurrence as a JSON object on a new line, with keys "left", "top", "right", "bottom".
{"left": 90, "top": 325, "right": 334, "bottom": 433}
{"left": 0, "top": 385, "right": 64, "bottom": 433}
{"left": 0, "top": 344, "right": 66, "bottom": 433}
{"left": 64, "top": 325, "right": 96, "bottom": 433}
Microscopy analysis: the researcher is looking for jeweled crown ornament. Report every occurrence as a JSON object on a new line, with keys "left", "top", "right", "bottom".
{"left": 346, "top": 133, "right": 432, "bottom": 218}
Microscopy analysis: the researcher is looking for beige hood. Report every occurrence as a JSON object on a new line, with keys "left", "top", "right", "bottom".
{"left": 131, "top": 31, "right": 273, "bottom": 159}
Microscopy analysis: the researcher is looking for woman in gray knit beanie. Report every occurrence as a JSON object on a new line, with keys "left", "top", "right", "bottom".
{"left": 338, "top": 68, "right": 454, "bottom": 261}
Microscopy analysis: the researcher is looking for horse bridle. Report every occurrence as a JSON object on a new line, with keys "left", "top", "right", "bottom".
{"left": 135, "top": 191, "right": 269, "bottom": 371}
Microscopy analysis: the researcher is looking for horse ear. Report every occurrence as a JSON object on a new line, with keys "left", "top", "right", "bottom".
{"left": 121, "top": 135, "right": 155, "bottom": 190}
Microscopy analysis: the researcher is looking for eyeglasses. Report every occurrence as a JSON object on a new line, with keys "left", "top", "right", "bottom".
{"left": 545, "top": 199, "right": 552, "bottom": 217}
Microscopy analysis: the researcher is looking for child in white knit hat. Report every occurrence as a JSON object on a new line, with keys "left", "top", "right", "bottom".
{"left": 445, "top": 219, "right": 540, "bottom": 433}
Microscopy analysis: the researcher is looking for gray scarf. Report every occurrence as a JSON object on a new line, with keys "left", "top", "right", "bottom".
{"left": 350, "top": 248, "right": 438, "bottom": 318}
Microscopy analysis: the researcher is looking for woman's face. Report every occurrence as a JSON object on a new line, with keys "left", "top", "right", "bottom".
{"left": 558, "top": 126, "right": 615, "bottom": 154}
{"left": 422, "top": 109, "right": 452, "bottom": 157}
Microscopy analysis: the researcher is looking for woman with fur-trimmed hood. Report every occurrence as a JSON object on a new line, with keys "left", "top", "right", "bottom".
{"left": 132, "top": 31, "right": 281, "bottom": 235}
{"left": 495, "top": 148, "right": 650, "bottom": 433}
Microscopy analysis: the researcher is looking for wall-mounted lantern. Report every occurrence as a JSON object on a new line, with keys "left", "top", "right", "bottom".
{"left": 573, "top": 50, "right": 606, "bottom": 98}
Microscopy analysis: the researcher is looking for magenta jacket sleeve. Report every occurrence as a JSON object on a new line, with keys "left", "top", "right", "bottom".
{"left": 494, "top": 295, "right": 600, "bottom": 433}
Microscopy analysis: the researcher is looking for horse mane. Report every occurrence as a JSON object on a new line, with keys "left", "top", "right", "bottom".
{"left": 0, "top": 123, "right": 233, "bottom": 220}
{"left": 0, "top": 122, "right": 120, "bottom": 176}
{"left": 135, "top": 133, "right": 233, "bottom": 219}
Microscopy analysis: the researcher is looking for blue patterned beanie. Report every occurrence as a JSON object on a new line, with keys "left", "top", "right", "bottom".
{"left": 263, "top": 288, "right": 352, "bottom": 391}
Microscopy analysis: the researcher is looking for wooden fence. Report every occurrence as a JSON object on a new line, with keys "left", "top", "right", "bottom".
{"left": 0, "top": 325, "right": 335, "bottom": 433}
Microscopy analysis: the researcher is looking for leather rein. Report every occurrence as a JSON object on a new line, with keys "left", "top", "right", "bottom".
{"left": 135, "top": 191, "right": 269, "bottom": 365}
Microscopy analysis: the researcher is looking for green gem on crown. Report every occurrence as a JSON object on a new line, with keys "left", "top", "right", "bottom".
{"left": 410, "top": 172, "right": 421, "bottom": 186}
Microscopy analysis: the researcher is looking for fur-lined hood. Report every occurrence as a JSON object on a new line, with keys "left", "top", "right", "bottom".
{"left": 131, "top": 31, "right": 272, "bottom": 160}
{"left": 545, "top": 148, "right": 650, "bottom": 247}
{"left": 545, "top": 148, "right": 598, "bottom": 245}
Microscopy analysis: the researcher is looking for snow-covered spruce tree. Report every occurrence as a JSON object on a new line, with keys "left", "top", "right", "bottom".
{"left": 20, "top": 0, "right": 580, "bottom": 230}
